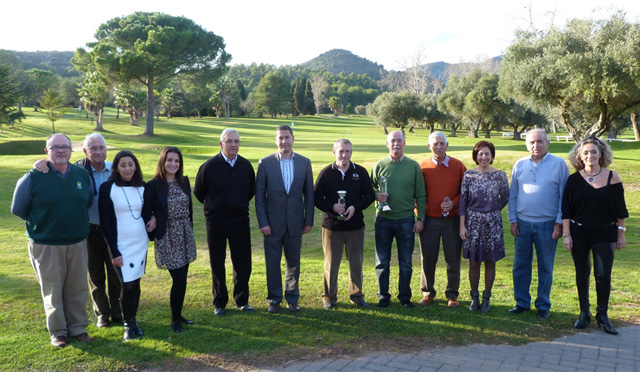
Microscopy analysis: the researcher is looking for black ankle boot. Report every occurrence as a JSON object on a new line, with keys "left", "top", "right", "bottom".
{"left": 469, "top": 290, "right": 480, "bottom": 312}
{"left": 171, "top": 320, "right": 184, "bottom": 333}
{"left": 132, "top": 318, "right": 143, "bottom": 336}
{"left": 595, "top": 308, "right": 618, "bottom": 335}
{"left": 123, "top": 319, "right": 136, "bottom": 341}
{"left": 480, "top": 290, "right": 491, "bottom": 313}
{"left": 574, "top": 310, "right": 591, "bottom": 329}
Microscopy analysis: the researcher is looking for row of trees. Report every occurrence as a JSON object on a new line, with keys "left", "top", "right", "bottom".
{"left": 3, "top": 12, "right": 640, "bottom": 141}
{"left": 368, "top": 12, "right": 640, "bottom": 141}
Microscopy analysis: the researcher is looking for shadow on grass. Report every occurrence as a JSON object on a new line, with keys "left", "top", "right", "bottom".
{"left": 0, "top": 140, "right": 46, "bottom": 155}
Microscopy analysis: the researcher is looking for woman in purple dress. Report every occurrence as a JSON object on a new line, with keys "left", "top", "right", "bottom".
{"left": 459, "top": 141, "right": 509, "bottom": 313}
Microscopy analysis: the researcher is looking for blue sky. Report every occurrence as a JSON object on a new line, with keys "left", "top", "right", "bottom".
{"left": 1, "top": 0, "right": 638, "bottom": 71}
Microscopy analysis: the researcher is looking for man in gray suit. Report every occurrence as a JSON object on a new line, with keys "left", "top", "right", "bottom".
{"left": 256, "top": 124, "right": 314, "bottom": 314}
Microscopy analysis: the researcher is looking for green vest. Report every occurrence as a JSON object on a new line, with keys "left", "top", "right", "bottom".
{"left": 26, "top": 164, "right": 91, "bottom": 245}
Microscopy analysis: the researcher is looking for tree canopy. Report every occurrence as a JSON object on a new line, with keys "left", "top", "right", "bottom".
{"left": 500, "top": 12, "right": 640, "bottom": 140}
{"left": 85, "top": 12, "right": 230, "bottom": 134}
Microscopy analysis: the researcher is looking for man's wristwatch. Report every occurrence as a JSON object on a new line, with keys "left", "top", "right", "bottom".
{"left": 417, "top": 218, "right": 425, "bottom": 222}
{"left": 618, "top": 226, "right": 626, "bottom": 232}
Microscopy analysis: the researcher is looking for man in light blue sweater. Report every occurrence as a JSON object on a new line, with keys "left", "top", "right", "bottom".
{"left": 508, "top": 129, "right": 569, "bottom": 319}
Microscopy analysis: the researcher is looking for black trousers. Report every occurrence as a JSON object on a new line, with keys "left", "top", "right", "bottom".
{"left": 206, "top": 220, "right": 252, "bottom": 308}
{"left": 571, "top": 239, "right": 615, "bottom": 311}
{"left": 87, "top": 226, "right": 122, "bottom": 321}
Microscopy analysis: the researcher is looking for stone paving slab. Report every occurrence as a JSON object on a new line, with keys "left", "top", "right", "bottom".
{"left": 252, "top": 326, "right": 640, "bottom": 372}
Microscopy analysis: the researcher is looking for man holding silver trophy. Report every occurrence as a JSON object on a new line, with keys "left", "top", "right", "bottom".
{"left": 314, "top": 139, "right": 375, "bottom": 309}
{"left": 370, "top": 131, "right": 427, "bottom": 308}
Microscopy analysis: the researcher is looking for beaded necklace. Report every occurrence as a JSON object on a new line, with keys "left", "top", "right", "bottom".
{"left": 122, "top": 186, "right": 143, "bottom": 220}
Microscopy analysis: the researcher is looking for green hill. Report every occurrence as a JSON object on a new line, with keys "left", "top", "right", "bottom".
{"left": 301, "top": 49, "right": 385, "bottom": 80}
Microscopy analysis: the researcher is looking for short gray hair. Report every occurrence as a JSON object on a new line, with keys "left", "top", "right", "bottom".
{"left": 220, "top": 128, "right": 239, "bottom": 142}
{"left": 333, "top": 138, "right": 352, "bottom": 151}
{"left": 83, "top": 132, "right": 106, "bottom": 149}
{"left": 46, "top": 133, "right": 71, "bottom": 148}
{"left": 428, "top": 131, "right": 447, "bottom": 143}
{"left": 526, "top": 128, "right": 548, "bottom": 142}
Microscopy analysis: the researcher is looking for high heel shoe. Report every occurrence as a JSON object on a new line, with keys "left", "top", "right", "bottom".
{"left": 595, "top": 311, "right": 618, "bottom": 335}
{"left": 574, "top": 310, "right": 591, "bottom": 329}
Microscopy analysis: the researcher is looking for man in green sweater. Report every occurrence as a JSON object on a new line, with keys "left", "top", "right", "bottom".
{"left": 370, "top": 131, "right": 426, "bottom": 308}
{"left": 11, "top": 134, "right": 94, "bottom": 348}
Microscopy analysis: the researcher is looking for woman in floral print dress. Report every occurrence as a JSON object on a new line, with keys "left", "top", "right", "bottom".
{"left": 143, "top": 146, "right": 197, "bottom": 333}
{"left": 459, "top": 141, "right": 509, "bottom": 313}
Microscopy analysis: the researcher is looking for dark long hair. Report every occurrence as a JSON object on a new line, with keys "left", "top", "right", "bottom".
{"left": 153, "top": 146, "right": 184, "bottom": 188}
{"left": 109, "top": 150, "right": 144, "bottom": 186}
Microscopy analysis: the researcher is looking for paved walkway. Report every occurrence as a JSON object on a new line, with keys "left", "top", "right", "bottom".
{"left": 253, "top": 326, "right": 640, "bottom": 372}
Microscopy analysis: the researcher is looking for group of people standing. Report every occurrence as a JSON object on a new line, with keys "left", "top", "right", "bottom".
{"left": 11, "top": 125, "right": 628, "bottom": 347}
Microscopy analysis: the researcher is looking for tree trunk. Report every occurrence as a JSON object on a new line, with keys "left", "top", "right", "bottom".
{"left": 144, "top": 78, "right": 155, "bottom": 135}
{"left": 631, "top": 113, "right": 640, "bottom": 141}
{"left": 116, "top": 106, "right": 120, "bottom": 119}
{"left": 94, "top": 104, "right": 104, "bottom": 131}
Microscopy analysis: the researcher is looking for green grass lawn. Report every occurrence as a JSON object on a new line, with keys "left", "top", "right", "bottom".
{"left": 1, "top": 109, "right": 638, "bottom": 371}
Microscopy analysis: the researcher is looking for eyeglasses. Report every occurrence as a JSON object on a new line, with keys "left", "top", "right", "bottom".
{"left": 49, "top": 145, "right": 72, "bottom": 151}
{"left": 223, "top": 140, "right": 241, "bottom": 145}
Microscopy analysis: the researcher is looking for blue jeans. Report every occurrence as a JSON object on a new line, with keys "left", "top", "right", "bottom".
{"left": 374, "top": 216, "right": 415, "bottom": 302}
{"left": 512, "top": 219, "right": 558, "bottom": 311}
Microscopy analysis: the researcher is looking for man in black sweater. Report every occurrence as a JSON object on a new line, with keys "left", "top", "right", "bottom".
{"left": 194, "top": 128, "right": 256, "bottom": 315}
{"left": 314, "top": 139, "right": 375, "bottom": 309}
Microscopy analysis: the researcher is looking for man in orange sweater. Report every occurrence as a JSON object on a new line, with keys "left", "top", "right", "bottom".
{"left": 418, "top": 132, "right": 467, "bottom": 308}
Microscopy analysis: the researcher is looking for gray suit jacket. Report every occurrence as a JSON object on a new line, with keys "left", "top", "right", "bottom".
{"left": 255, "top": 152, "right": 314, "bottom": 237}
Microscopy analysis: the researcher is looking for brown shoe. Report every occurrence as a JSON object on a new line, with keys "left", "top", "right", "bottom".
{"left": 447, "top": 298, "right": 460, "bottom": 308}
{"left": 72, "top": 332, "right": 95, "bottom": 342}
{"left": 267, "top": 304, "right": 281, "bottom": 314}
{"left": 419, "top": 296, "right": 434, "bottom": 306}
{"left": 96, "top": 318, "right": 110, "bottom": 328}
{"left": 51, "top": 335, "right": 67, "bottom": 347}
{"left": 287, "top": 303, "right": 301, "bottom": 312}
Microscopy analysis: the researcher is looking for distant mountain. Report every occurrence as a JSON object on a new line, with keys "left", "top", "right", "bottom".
{"left": 301, "top": 49, "right": 384, "bottom": 80}
{"left": 14, "top": 51, "right": 77, "bottom": 77}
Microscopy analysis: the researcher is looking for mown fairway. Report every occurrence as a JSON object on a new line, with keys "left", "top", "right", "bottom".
{"left": 1, "top": 109, "right": 638, "bottom": 371}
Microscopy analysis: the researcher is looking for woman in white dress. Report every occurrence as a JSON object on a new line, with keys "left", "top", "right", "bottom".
{"left": 99, "top": 150, "right": 149, "bottom": 341}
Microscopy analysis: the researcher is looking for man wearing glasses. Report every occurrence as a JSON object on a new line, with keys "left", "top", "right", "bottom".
{"left": 33, "top": 133, "right": 122, "bottom": 328}
{"left": 194, "top": 128, "right": 256, "bottom": 316}
{"left": 11, "top": 134, "right": 95, "bottom": 347}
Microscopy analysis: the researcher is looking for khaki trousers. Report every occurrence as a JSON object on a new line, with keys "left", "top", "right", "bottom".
{"left": 29, "top": 240, "right": 89, "bottom": 338}
{"left": 322, "top": 227, "right": 366, "bottom": 303}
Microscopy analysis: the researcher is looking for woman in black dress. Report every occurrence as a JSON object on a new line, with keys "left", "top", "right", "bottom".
{"left": 143, "top": 146, "right": 197, "bottom": 333}
{"left": 561, "top": 137, "right": 628, "bottom": 335}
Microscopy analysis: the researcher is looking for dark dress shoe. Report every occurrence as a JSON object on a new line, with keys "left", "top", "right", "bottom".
{"left": 538, "top": 309, "right": 551, "bottom": 319}
{"left": 72, "top": 332, "right": 95, "bottom": 342}
{"left": 267, "top": 304, "right": 281, "bottom": 314}
{"left": 323, "top": 301, "right": 335, "bottom": 310}
{"left": 354, "top": 301, "right": 370, "bottom": 308}
{"left": 180, "top": 316, "right": 195, "bottom": 325}
{"left": 96, "top": 318, "right": 110, "bottom": 328}
{"left": 377, "top": 299, "right": 390, "bottom": 308}
{"left": 574, "top": 310, "right": 591, "bottom": 329}
{"left": 595, "top": 312, "right": 618, "bottom": 335}
{"left": 237, "top": 305, "right": 255, "bottom": 313}
{"left": 287, "top": 303, "right": 301, "bottom": 312}
{"left": 508, "top": 305, "right": 531, "bottom": 314}
{"left": 401, "top": 300, "right": 415, "bottom": 308}
{"left": 171, "top": 321, "right": 184, "bottom": 333}
{"left": 214, "top": 307, "right": 226, "bottom": 316}
{"left": 51, "top": 335, "right": 67, "bottom": 347}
